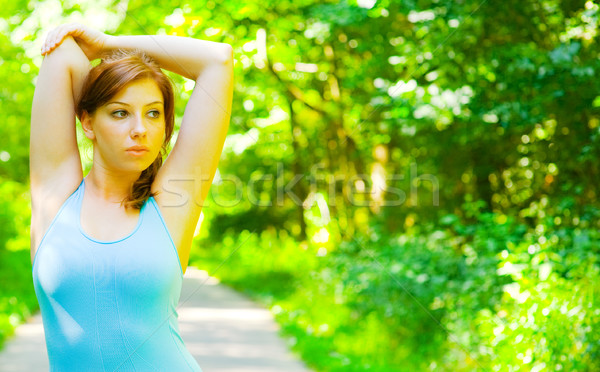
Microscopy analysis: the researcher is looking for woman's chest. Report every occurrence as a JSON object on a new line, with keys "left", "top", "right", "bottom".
{"left": 80, "top": 199, "right": 141, "bottom": 242}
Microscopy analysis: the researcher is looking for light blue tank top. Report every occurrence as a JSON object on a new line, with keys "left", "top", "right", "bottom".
{"left": 31, "top": 177, "right": 202, "bottom": 371}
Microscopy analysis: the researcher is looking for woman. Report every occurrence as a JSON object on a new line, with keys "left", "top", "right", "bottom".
{"left": 30, "top": 23, "right": 233, "bottom": 371}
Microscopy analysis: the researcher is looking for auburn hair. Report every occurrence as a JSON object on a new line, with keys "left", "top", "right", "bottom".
{"left": 75, "top": 49, "right": 175, "bottom": 210}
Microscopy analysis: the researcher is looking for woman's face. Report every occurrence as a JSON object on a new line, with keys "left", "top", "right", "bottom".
{"left": 83, "top": 78, "right": 166, "bottom": 174}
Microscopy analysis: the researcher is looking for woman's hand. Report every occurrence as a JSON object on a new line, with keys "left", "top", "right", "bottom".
{"left": 41, "top": 23, "right": 112, "bottom": 60}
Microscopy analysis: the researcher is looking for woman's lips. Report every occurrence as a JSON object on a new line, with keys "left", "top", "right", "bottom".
{"left": 126, "top": 149, "right": 149, "bottom": 156}
{"left": 126, "top": 145, "right": 149, "bottom": 156}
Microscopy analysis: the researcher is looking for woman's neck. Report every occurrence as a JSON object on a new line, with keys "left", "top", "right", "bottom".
{"left": 85, "top": 166, "right": 141, "bottom": 205}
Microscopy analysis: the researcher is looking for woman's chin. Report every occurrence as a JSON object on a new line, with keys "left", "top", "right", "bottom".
{"left": 112, "top": 162, "right": 154, "bottom": 175}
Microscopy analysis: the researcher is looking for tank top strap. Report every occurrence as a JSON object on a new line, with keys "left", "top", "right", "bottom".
{"left": 63, "top": 177, "right": 85, "bottom": 232}
{"left": 67, "top": 177, "right": 86, "bottom": 224}
{"left": 74, "top": 177, "right": 86, "bottom": 210}
{"left": 57, "top": 177, "right": 85, "bottom": 222}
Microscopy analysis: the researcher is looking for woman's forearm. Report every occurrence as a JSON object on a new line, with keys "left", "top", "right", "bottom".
{"left": 103, "top": 34, "right": 231, "bottom": 81}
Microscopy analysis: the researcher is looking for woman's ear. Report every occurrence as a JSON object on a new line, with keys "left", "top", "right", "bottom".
{"left": 81, "top": 110, "right": 96, "bottom": 140}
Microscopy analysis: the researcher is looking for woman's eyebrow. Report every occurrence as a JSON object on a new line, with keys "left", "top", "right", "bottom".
{"left": 107, "top": 101, "right": 163, "bottom": 106}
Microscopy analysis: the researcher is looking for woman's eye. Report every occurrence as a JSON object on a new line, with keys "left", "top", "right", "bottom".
{"left": 111, "top": 110, "right": 160, "bottom": 118}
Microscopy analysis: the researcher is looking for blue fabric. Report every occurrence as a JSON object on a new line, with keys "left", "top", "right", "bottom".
{"left": 32, "top": 177, "right": 202, "bottom": 371}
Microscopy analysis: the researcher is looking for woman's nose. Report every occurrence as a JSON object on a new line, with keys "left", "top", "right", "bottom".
{"left": 130, "top": 115, "right": 147, "bottom": 137}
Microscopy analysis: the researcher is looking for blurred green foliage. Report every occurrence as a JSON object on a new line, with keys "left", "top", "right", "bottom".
{"left": 0, "top": 0, "right": 598, "bottom": 370}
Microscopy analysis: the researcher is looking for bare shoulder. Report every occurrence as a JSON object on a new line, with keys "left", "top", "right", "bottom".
{"left": 151, "top": 171, "right": 203, "bottom": 244}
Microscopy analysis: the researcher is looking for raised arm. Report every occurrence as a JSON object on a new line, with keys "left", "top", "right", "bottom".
{"left": 103, "top": 34, "right": 232, "bottom": 81}
{"left": 30, "top": 36, "right": 90, "bottom": 189}
{"left": 30, "top": 34, "right": 92, "bottom": 263}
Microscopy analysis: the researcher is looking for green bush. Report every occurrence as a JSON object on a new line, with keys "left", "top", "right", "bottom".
{"left": 0, "top": 179, "right": 38, "bottom": 351}
{"left": 192, "top": 211, "right": 599, "bottom": 371}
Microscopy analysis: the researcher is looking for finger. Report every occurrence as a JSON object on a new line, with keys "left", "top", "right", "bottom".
{"left": 43, "top": 30, "right": 62, "bottom": 54}
{"left": 44, "top": 29, "right": 55, "bottom": 43}
{"left": 42, "top": 31, "right": 55, "bottom": 54}
{"left": 46, "top": 28, "right": 59, "bottom": 47}
{"left": 42, "top": 27, "right": 59, "bottom": 54}
{"left": 53, "top": 24, "right": 69, "bottom": 42}
{"left": 51, "top": 27, "right": 65, "bottom": 47}
{"left": 52, "top": 31, "right": 69, "bottom": 49}
{"left": 44, "top": 31, "right": 54, "bottom": 48}
{"left": 53, "top": 34, "right": 64, "bottom": 47}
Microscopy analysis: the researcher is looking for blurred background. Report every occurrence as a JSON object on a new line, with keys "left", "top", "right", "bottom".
{"left": 1, "top": 0, "right": 599, "bottom": 370}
